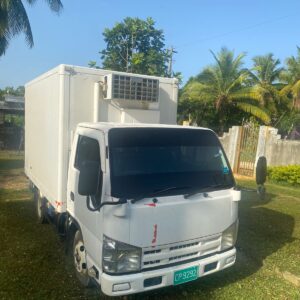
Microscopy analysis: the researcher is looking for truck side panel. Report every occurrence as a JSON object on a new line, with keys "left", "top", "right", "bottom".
{"left": 25, "top": 71, "right": 61, "bottom": 206}
{"left": 158, "top": 81, "right": 178, "bottom": 125}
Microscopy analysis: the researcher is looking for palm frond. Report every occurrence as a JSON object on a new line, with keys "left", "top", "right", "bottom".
{"left": 0, "top": 0, "right": 33, "bottom": 55}
{"left": 180, "top": 81, "right": 215, "bottom": 103}
{"left": 43, "top": 0, "right": 63, "bottom": 13}
{"left": 9, "top": 0, "right": 34, "bottom": 47}
{"left": 226, "top": 70, "right": 250, "bottom": 93}
{"left": 231, "top": 52, "right": 246, "bottom": 73}
{"left": 0, "top": 34, "right": 9, "bottom": 56}
{"left": 196, "top": 67, "right": 215, "bottom": 83}
{"left": 230, "top": 86, "right": 263, "bottom": 102}
{"left": 0, "top": 4, "right": 9, "bottom": 36}
{"left": 247, "top": 70, "right": 260, "bottom": 85}
{"left": 251, "top": 53, "right": 283, "bottom": 84}
{"left": 291, "top": 80, "right": 300, "bottom": 97}
{"left": 279, "top": 84, "right": 292, "bottom": 96}
{"left": 25, "top": 0, "right": 38, "bottom": 5}
{"left": 26, "top": 0, "right": 63, "bottom": 13}
{"left": 196, "top": 67, "right": 222, "bottom": 94}
{"left": 235, "top": 102, "right": 271, "bottom": 124}
{"left": 284, "top": 48, "right": 300, "bottom": 84}
{"left": 0, "top": 0, "right": 63, "bottom": 56}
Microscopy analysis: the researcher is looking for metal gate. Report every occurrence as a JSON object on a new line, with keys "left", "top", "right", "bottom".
{"left": 236, "top": 125, "right": 259, "bottom": 177}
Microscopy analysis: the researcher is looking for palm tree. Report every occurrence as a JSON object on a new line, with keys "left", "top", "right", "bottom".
{"left": 181, "top": 48, "right": 270, "bottom": 132}
{"left": 281, "top": 47, "right": 300, "bottom": 110}
{"left": 0, "top": 0, "right": 63, "bottom": 56}
{"left": 249, "top": 54, "right": 284, "bottom": 117}
{"left": 251, "top": 54, "right": 283, "bottom": 85}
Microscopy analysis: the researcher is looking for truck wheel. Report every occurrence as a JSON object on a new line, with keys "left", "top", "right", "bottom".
{"left": 73, "top": 230, "right": 91, "bottom": 287}
{"left": 35, "top": 191, "right": 48, "bottom": 224}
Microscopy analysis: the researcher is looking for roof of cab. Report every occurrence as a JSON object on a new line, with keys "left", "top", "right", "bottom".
{"left": 78, "top": 122, "right": 212, "bottom": 133}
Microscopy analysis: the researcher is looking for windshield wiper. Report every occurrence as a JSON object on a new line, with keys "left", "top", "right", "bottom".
{"left": 184, "top": 184, "right": 232, "bottom": 199}
{"left": 131, "top": 186, "right": 191, "bottom": 204}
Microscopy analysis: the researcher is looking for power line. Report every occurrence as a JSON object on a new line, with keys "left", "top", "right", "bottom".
{"left": 178, "top": 13, "right": 298, "bottom": 49}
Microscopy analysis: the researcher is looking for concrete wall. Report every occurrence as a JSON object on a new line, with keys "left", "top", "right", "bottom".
{"left": 220, "top": 125, "right": 300, "bottom": 171}
{"left": 257, "top": 126, "right": 300, "bottom": 166}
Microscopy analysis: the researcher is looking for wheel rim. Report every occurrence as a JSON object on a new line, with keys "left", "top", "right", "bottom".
{"left": 73, "top": 240, "right": 87, "bottom": 274}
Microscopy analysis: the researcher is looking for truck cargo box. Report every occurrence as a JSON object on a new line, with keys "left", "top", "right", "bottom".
{"left": 25, "top": 64, "right": 178, "bottom": 212}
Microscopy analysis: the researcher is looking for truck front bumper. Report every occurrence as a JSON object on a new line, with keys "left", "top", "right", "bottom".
{"left": 100, "top": 247, "right": 236, "bottom": 296}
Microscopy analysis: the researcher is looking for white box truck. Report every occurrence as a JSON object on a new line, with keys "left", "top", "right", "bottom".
{"left": 25, "top": 65, "right": 240, "bottom": 296}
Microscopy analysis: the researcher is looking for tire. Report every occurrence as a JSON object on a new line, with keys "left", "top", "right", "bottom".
{"left": 35, "top": 190, "right": 48, "bottom": 224}
{"left": 73, "top": 230, "right": 91, "bottom": 287}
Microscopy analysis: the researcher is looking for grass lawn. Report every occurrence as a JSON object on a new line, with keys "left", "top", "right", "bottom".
{"left": 0, "top": 151, "right": 300, "bottom": 299}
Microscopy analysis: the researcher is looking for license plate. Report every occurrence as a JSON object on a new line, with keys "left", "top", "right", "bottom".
{"left": 173, "top": 266, "right": 199, "bottom": 285}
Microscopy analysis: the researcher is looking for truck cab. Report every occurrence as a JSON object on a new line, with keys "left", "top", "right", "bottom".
{"left": 67, "top": 122, "right": 240, "bottom": 296}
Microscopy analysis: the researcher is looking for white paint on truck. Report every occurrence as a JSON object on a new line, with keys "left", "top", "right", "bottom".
{"left": 25, "top": 65, "right": 240, "bottom": 297}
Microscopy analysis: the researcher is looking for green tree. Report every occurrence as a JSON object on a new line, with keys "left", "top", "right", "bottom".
{"left": 100, "top": 17, "right": 169, "bottom": 76}
{"left": 249, "top": 54, "right": 285, "bottom": 119}
{"left": 281, "top": 47, "right": 300, "bottom": 110}
{"left": 0, "top": 85, "right": 25, "bottom": 127}
{"left": 180, "top": 48, "right": 270, "bottom": 133}
{"left": 276, "top": 47, "right": 300, "bottom": 136}
{"left": 0, "top": 86, "right": 24, "bottom": 100}
{"left": 0, "top": 0, "right": 63, "bottom": 56}
{"left": 88, "top": 61, "right": 100, "bottom": 69}
{"left": 2, "top": 85, "right": 25, "bottom": 96}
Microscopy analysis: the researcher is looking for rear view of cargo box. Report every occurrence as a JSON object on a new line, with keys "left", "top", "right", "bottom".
{"left": 25, "top": 65, "right": 68, "bottom": 212}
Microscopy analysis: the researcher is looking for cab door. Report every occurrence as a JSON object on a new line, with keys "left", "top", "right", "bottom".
{"left": 67, "top": 127, "right": 106, "bottom": 265}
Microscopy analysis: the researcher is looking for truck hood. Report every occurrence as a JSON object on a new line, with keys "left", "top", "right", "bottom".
{"left": 128, "top": 189, "right": 238, "bottom": 248}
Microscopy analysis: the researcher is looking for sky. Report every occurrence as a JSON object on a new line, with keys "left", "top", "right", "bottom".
{"left": 1, "top": 0, "right": 300, "bottom": 88}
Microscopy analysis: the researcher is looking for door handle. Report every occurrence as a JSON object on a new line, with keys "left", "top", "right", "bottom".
{"left": 70, "top": 192, "right": 74, "bottom": 201}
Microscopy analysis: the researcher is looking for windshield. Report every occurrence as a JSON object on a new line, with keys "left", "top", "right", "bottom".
{"left": 108, "top": 128, "right": 234, "bottom": 198}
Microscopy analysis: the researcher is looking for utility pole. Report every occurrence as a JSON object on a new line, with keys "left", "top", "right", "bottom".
{"left": 168, "top": 46, "right": 177, "bottom": 77}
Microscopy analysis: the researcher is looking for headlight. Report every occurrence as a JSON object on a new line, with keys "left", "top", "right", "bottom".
{"left": 102, "top": 235, "right": 141, "bottom": 274}
{"left": 221, "top": 220, "right": 239, "bottom": 251}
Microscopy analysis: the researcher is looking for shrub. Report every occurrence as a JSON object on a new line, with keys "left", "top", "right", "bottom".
{"left": 267, "top": 165, "right": 300, "bottom": 186}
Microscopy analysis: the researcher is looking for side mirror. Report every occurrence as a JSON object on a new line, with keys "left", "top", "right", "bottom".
{"left": 78, "top": 160, "right": 100, "bottom": 196}
{"left": 256, "top": 156, "right": 267, "bottom": 185}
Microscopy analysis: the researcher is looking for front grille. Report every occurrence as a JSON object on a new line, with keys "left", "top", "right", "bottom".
{"left": 144, "top": 260, "right": 160, "bottom": 266}
{"left": 144, "top": 249, "right": 161, "bottom": 255}
{"left": 169, "top": 252, "right": 198, "bottom": 261}
{"left": 170, "top": 242, "right": 198, "bottom": 251}
{"left": 142, "top": 234, "right": 222, "bottom": 269}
